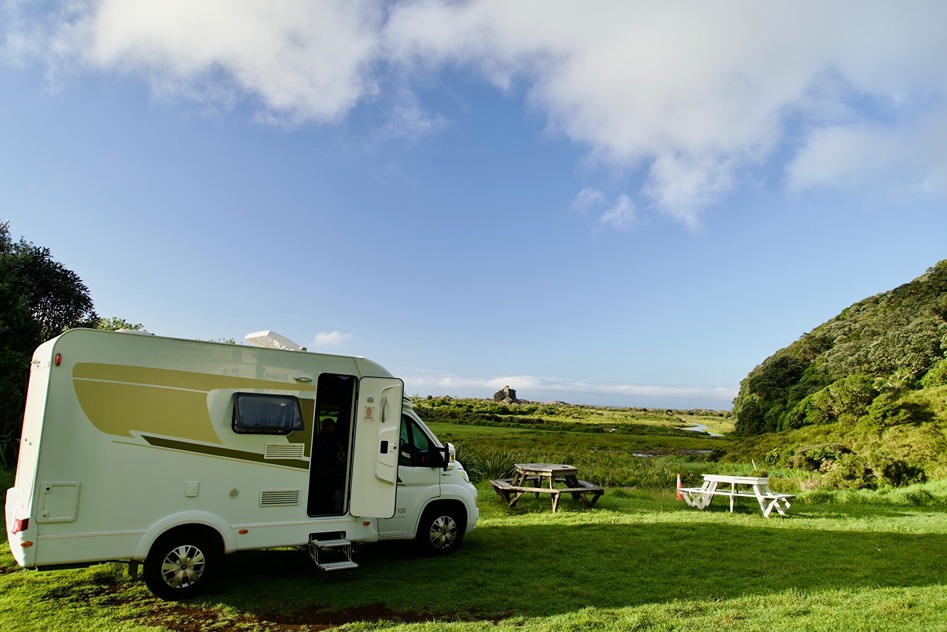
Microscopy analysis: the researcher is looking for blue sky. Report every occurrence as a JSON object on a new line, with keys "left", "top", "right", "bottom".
{"left": 2, "top": 1, "right": 946, "bottom": 409}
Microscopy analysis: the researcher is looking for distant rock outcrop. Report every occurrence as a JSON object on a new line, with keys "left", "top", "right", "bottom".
{"left": 493, "top": 385, "right": 519, "bottom": 404}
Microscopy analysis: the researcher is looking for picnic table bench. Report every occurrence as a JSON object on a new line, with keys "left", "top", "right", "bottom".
{"left": 490, "top": 463, "right": 604, "bottom": 512}
{"left": 679, "top": 474, "right": 795, "bottom": 518}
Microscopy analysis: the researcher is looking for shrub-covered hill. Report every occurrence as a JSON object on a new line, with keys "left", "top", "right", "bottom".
{"left": 728, "top": 260, "right": 947, "bottom": 483}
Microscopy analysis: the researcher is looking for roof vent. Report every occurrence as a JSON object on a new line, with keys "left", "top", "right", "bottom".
{"left": 244, "top": 330, "right": 302, "bottom": 351}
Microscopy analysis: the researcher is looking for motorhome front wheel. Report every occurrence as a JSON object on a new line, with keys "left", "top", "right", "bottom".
{"left": 144, "top": 529, "right": 220, "bottom": 600}
{"left": 416, "top": 503, "right": 465, "bottom": 555}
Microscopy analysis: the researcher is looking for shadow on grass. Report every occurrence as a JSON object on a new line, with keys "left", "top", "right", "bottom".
{"left": 197, "top": 507, "right": 947, "bottom": 627}
{"left": 4, "top": 487, "right": 943, "bottom": 629}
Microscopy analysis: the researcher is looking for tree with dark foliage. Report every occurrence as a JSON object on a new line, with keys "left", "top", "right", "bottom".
{"left": 0, "top": 221, "right": 98, "bottom": 466}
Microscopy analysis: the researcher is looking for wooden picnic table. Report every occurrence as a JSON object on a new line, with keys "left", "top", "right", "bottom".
{"left": 490, "top": 463, "right": 604, "bottom": 512}
{"left": 678, "top": 474, "right": 795, "bottom": 518}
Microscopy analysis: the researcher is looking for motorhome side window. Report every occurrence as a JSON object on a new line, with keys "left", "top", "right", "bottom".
{"left": 399, "top": 415, "right": 433, "bottom": 467}
{"left": 232, "top": 393, "right": 305, "bottom": 434}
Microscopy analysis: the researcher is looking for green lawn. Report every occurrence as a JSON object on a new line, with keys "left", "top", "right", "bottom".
{"left": 3, "top": 477, "right": 946, "bottom": 631}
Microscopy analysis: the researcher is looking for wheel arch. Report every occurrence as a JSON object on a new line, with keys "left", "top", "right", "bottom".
{"left": 135, "top": 512, "right": 233, "bottom": 560}
{"left": 416, "top": 499, "right": 468, "bottom": 537}
{"left": 414, "top": 498, "right": 469, "bottom": 532}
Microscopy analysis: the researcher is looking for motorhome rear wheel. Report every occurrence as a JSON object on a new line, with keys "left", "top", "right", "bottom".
{"left": 143, "top": 529, "right": 221, "bottom": 600}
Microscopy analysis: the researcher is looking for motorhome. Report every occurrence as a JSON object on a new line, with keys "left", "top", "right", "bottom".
{"left": 5, "top": 328, "right": 478, "bottom": 599}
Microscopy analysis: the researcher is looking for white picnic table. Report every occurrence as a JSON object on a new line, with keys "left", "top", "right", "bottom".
{"left": 678, "top": 474, "right": 795, "bottom": 518}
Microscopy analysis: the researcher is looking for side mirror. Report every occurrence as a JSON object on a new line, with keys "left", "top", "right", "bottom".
{"left": 442, "top": 443, "right": 456, "bottom": 472}
{"left": 428, "top": 445, "right": 452, "bottom": 471}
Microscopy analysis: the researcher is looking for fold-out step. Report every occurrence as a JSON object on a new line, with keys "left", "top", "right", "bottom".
{"left": 308, "top": 536, "right": 358, "bottom": 571}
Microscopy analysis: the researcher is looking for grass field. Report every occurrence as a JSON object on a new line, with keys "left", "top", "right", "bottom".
{"left": 3, "top": 405, "right": 947, "bottom": 630}
{"left": 3, "top": 474, "right": 947, "bottom": 631}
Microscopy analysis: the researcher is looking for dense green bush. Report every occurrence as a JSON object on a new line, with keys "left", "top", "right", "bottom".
{"left": 827, "top": 374, "right": 878, "bottom": 423}
{"left": 792, "top": 443, "right": 853, "bottom": 471}
{"left": 456, "top": 446, "right": 516, "bottom": 483}
{"left": 820, "top": 453, "right": 876, "bottom": 490}
{"left": 732, "top": 393, "right": 766, "bottom": 435}
{"left": 874, "top": 457, "right": 927, "bottom": 487}
{"left": 733, "top": 260, "right": 947, "bottom": 436}
{"left": 778, "top": 374, "right": 881, "bottom": 432}
{"left": 865, "top": 392, "right": 934, "bottom": 428}
{"left": 781, "top": 391, "right": 830, "bottom": 430}
{"left": 762, "top": 447, "right": 781, "bottom": 465}
{"left": 920, "top": 358, "right": 947, "bottom": 387}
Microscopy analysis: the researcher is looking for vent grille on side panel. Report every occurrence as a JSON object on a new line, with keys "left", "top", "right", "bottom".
{"left": 260, "top": 489, "right": 300, "bottom": 507}
{"left": 264, "top": 443, "right": 306, "bottom": 460}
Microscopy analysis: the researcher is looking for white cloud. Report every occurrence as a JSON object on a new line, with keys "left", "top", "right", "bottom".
{"left": 48, "top": 0, "right": 384, "bottom": 124}
{"left": 597, "top": 194, "right": 636, "bottom": 231}
{"left": 788, "top": 110, "right": 947, "bottom": 197}
{"left": 9, "top": 0, "right": 947, "bottom": 221}
{"left": 570, "top": 187, "right": 606, "bottom": 214}
{"left": 377, "top": 91, "right": 451, "bottom": 141}
{"left": 572, "top": 188, "right": 636, "bottom": 230}
{"left": 385, "top": 0, "right": 947, "bottom": 222}
{"left": 313, "top": 331, "right": 352, "bottom": 347}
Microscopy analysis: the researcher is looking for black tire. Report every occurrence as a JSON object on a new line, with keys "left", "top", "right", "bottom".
{"left": 416, "top": 504, "right": 465, "bottom": 555}
{"left": 143, "top": 529, "right": 219, "bottom": 600}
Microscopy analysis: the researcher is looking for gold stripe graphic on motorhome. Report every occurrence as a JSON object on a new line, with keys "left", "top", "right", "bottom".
{"left": 73, "top": 363, "right": 315, "bottom": 444}
{"left": 141, "top": 435, "right": 308, "bottom": 470}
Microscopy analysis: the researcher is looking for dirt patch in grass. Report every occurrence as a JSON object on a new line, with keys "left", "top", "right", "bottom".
{"left": 138, "top": 601, "right": 508, "bottom": 630}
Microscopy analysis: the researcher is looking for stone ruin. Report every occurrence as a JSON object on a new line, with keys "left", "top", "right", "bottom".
{"left": 493, "top": 385, "right": 520, "bottom": 404}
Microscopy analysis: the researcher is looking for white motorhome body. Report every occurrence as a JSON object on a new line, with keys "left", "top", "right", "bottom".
{"left": 5, "top": 329, "right": 478, "bottom": 598}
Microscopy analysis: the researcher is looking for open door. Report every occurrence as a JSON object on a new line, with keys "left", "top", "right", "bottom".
{"left": 349, "top": 377, "right": 403, "bottom": 518}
